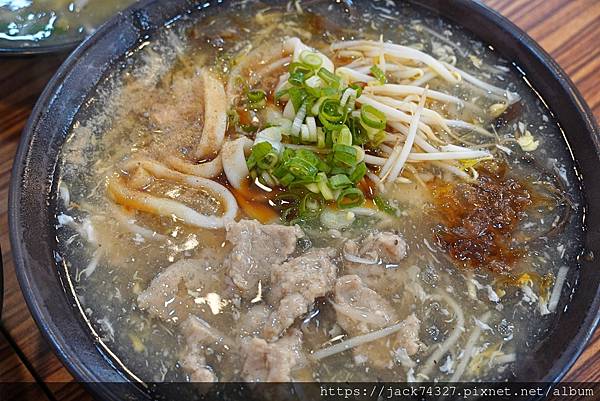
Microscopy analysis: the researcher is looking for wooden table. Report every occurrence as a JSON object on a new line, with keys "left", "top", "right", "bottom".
{"left": 0, "top": 1, "right": 598, "bottom": 400}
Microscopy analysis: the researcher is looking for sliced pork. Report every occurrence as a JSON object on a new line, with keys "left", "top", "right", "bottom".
{"left": 241, "top": 329, "right": 304, "bottom": 382}
{"left": 236, "top": 304, "right": 271, "bottom": 337}
{"left": 263, "top": 248, "right": 337, "bottom": 340}
{"left": 224, "top": 219, "right": 304, "bottom": 298}
{"left": 334, "top": 275, "right": 420, "bottom": 369}
{"left": 180, "top": 315, "right": 234, "bottom": 382}
{"left": 343, "top": 231, "right": 408, "bottom": 292}
{"left": 362, "top": 231, "right": 408, "bottom": 261}
{"left": 137, "top": 254, "right": 225, "bottom": 324}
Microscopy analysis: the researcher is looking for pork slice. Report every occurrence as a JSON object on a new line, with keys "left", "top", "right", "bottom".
{"left": 181, "top": 315, "right": 233, "bottom": 347}
{"left": 334, "top": 275, "right": 420, "bottom": 369}
{"left": 334, "top": 275, "right": 397, "bottom": 332}
{"left": 343, "top": 240, "right": 387, "bottom": 292}
{"left": 263, "top": 294, "right": 308, "bottom": 341}
{"left": 262, "top": 248, "right": 337, "bottom": 340}
{"left": 224, "top": 219, "right": 304, "bottom": 298}
{"left": 180, "top": 315, "right": 234, "bottom": 383}
{"left": 236, "top": 304, "right": 272, "bottom": 337}
{"left": 137, "top": 254, "right": 224, "bottom": 324}
{"left": 343, "top": 231, "right": 408, "bottom": 293}
{"left": 391, "top": 313, "right": 420, "bottom": 356}
{"left": 361, "top": 231, "right": 408, "bottom": 262}
{"left": 241, "top": 329, "right": 303, "bottom": 382}
{"left": 181, "top": 353, "right": 217, "bottom": 383}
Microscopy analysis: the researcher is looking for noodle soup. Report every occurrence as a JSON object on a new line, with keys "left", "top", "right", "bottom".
{"left": 54, "top": 0, "right": 584, "bottom": 386}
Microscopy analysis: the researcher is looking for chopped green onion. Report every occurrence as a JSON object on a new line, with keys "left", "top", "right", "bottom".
{"left": 348, "top": 116, "right": 368, "bottom": 145}
{"left": 300, "top": 193, "right": 323, "bottom": 216}
{"left": 281, "top": 148, "right": 295, "bottom": 163}
{"left": 304, "top": 85, "right": 321, "bottom": 98}
{"left": 332, "top": 144, "right": 358, "bottom": 167}
{"left": 291, "top": 102, "right": 307, "bottom": 137}
{"left": 321, "top": 86, "right": 340, "bottom": 98}
{"left": 301, "top": 124, "right": 311, "bottom": 143}
{"left": 316, "top": 159, "right": 331, "bottom": 173}
{"left": 304, "top": 96, "right": 317, "bottom": 116}
{"left": 325, "top": 130, "right": 334, "bottom": 148}
{"left": 353, "top": 145, "right": 365, "bottom": 163}
{"left": 349, "top": 83, "right": 363, "bottom": 98}
{"left": 279, "top": 173, "right": 296, "bottom": 186}
{"left": 329, "top": 166, "right": 348, "bottom": 176}
{"left": 241, "top": 124, "right": 259, "bottom": 133}
{"left": 319, "top": 99, "right": 344, "bottom": 123}
{"left": 374, "top": 195, "right": 399, "bottom": 216}
{"left": 304, "top": 76, "right": 322, "bottom": 90}
{"left": 246, "top": 153, "right": 257, "bottom": 170}
{"left": 317, "top": 172, "right": 334, "bottom": 200}
{"left": 361, "top": 104, "right": 387, "bottom": 130}
{"left": 285, "top": 156, "right": 318, "bottom": 179}
{"left": 318, "top": 67, "right": 341, "bottom": 88}
{"left": 260, "top": 171, "right": 277, "bottom": 187}
{"left": 349, "top": 162, "right": 367, "bottom": 183}
{"left": 320, "top": 86, "right": 339, "bottom": 97}
{"left": 295, "top": 148, "right": 321, "bottom": 166}
{"left": 248, "top": 89, "right": 266, "bottom": 103}
{"left": 251, "top": 141, "right": 272, "bottom": 161}
{"left": 300, "top": 50, "right": 323, "bottom": 70}
{"left": 288, "top": 87, "right": 308, "bottom": 111}
{"left": 317, "top": 128, "right": 326, "bottom": 148}
{"left": 289, "top": 62, "right": 313, "bottom": 76}
{"left": 272, "top": 164, "right": 287, "bottom": 178}
{"left": 257, "top": 151, "right": 279, "bottom": 170}
{"left": 251, "top": 51, "right": 378, "bottom": 223}
{"left": 341, "top": 88, "right": 357, "bottom": 114}
{"left": 337, "top": 187, "right": 365, "bottom": 209}
{"left": 305, "top": 182, "right": 320, "bottom": 193}
{"left": 333, "top": 153, "right": 356, "bottom": 168}
{"left": 288, "top": 177, "right": 316, "bottom": 188}
{"left": 320, "top": 119, "right": 344, "bottom": 132}
{"left": 311, "top": 97, "right": 326, "bottom": 116}
{"left": 275, "top": 88, "right": 288, "bottom": 100}
{"left": 249, "top": 141, "right": 280, "bottom": 170}
{"left": 332, "top": 125, "right": 353, "bottom": 146}
{"left": 332, "top": 143, "right": 356, "bottom": 154}
{"left": 329, "top": 174, "right": 352, "bottom": 189}
{"left": 369, "top": 129, "right": 386, "bottom": 146}
{"left": 289, "top": 71, "right": 307, "bottom": 87}
{"left": 370, "top": 65, "right": 387, "bottom": 84}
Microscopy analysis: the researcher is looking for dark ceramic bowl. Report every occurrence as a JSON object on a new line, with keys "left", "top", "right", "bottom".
{"left": 8, "top": 0, "right": 600, "bottom": 400}
{"left": 0, "top": 39, "right": 80, "bottom": 56}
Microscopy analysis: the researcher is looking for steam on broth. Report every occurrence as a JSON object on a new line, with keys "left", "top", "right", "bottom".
{"left": 54, "top": 0, "right": 583, "bottom": 387}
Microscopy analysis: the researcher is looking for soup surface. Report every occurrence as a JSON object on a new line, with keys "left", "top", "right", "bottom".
{"left": 54, "top": 0, "right": 584, "bottom": 387}
{"left": 0, "top": 0, "right": 136, "bottom": 48}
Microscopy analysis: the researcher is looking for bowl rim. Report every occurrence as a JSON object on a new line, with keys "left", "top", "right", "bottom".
{"left": 8, "top": 0, "right": 600, "bottom": 397}
{"left": 0, "top": 41, "right": 78, "bottom": 56}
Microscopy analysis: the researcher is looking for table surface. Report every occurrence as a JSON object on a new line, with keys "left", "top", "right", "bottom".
{"left": 0, "top": 1, "right": 599, "bottom": 400}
